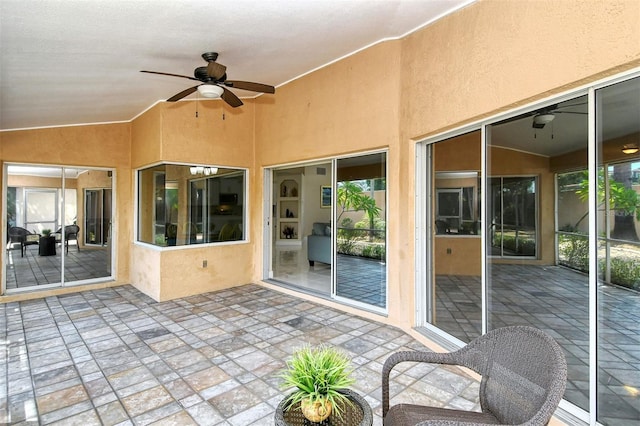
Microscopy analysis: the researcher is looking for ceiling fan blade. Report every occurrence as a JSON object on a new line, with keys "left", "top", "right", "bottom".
{"left": 221, "top": 87, "right": 243, "bottom": 108}
{"left": 166, "top": 86, "right": 199, "bottom": 102}
{"left": 207, "top": 62, "right": 227, "bottom": 80}
{"left": 140, "top": 70, "right": 199, "bottom": 81}
{"left": 224, "top": 80, "right": 275, "bottom": 94}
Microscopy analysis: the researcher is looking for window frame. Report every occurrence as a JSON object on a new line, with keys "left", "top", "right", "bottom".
{"left": 135, "top": 162, "right": 248, "bottom": 248}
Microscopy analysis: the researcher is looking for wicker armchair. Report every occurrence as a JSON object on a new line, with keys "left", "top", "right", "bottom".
{"left": 382, "top": 326, "right": 567, "bottom": 426}
{"left": 8, "top": 226, "right": 40, "bottom": 257}
{"left": 54, "top": 224, "right": 80, "bottom": 253}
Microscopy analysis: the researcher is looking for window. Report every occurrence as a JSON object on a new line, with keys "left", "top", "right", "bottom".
{"left": 137, "top": 164, "right": 246, "bottom": 246}
{"left": 489, "top": 176, "right": 537, "bottom": 257}
{"left": 436, "top": 185, "right": 478, "bottom": 234}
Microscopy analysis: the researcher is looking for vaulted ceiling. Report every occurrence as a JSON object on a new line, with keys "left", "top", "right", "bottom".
{"left": 0, "top": 0, "right": 474, "bottom": 131}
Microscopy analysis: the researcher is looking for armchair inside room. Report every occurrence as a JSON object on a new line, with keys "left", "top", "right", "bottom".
{"left": 382, "top": 326, "right": 567, "bottom": 426}
{"left": 307, "top": 222, "right": 331, "bottom": 266}
{"left": 55, "top": 225, "right": 80, "bottom": 253}
{"left": 8, "top": 226, "right": 40, "bottom": 257}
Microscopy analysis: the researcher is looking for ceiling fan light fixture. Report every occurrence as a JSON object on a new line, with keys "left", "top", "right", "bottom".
{"left": 533, "top": 113, "right": 555, "bottom": 126}
{"left": 197, "top": 84, "right": 224, "bottom": 98}
{"left": 622, "top": 144, "right": 639, "bottom": 155}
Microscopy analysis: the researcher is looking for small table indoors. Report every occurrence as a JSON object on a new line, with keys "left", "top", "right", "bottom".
{"left": 274, "top": 389, "right": 373, "bottom": 426}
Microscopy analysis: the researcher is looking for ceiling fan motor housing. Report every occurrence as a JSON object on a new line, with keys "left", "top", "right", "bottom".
{"left": 201, "top": 52, "right": 219, "bottom": 62}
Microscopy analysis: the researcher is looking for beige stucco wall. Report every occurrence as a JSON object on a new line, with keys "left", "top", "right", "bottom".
{"left": 1, "top": 1, "right": 639, "bottom": 332}
{"left": 129, "top": 99, "right": 257, "bottom": 301}
{"left": 390, "top": 0, "right": 640, "bottom": 329}
{"left": 0, "top": 123, "right": 132, "bottom": 301}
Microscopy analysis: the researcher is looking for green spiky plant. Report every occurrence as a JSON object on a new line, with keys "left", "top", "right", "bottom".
{"left": 279, "top": 345, "right": 355, "bottom": 420}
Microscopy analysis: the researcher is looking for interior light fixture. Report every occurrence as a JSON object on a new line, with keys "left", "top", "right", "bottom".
{"left": 190, "top": 166, "right": 219, "bottom": 176}
{"left": 622, "top": 144, "right": 639, "bottom": 155}
{"left": 533, "top": 113, "right": 555, "bottom": 126}
{"left": 197, "top": 84, "right": 224, "bottom": 98}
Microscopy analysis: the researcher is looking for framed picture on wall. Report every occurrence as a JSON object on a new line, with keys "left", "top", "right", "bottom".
{"left": 321, "top": 185, "right": 331, "bottom": 208}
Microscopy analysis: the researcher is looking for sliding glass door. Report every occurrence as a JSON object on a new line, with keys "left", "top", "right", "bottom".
{"left": 4, "top": 165, "right": 113, "bottom": 293}
{"left": 427, "top": 132, "right": 482, "bottom": 343}
{"left": 335, "top": 152, "right": 387, "bottom": 309}
{"left": 267, "top": 152, "right": 388, "bottom": 311}
{"left": 420, "top": 74, "right": 640, "bottom": 424}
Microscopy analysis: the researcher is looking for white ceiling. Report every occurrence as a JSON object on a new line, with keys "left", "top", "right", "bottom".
{"left": 0, "top": 0, "right": 475, "bottom": 131}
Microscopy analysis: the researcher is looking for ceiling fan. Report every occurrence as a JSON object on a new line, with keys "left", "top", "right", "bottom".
{"left": 141, "top": 52, "right": 275, "bottom": 108}
{"left": 530, "top": 103, "right": 587, "bottom": 129}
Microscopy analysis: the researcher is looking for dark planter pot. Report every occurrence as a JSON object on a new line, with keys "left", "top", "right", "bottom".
{"left": 39, "top": 236, "right": 56, "bottom": 256}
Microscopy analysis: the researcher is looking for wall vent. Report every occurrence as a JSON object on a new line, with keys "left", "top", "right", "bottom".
{"left": 316, "top": 167, "right": 326, "bottom": 175}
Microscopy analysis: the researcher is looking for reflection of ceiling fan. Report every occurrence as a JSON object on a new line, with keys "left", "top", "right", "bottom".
{"left": 531, "top": 103, "right": 587, "bottom": 129}
{"left": 140, "top": 52, "right": 275, "bottom": 108}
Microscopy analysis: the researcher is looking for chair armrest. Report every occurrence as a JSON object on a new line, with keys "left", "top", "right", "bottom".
{"left": 382, "top": 351, "right": 463, "bottom": 417}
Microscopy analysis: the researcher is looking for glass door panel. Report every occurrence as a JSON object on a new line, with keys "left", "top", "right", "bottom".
{"left": 487, "top": 95, "right": 589, "bottom": 412}
{"left": 66, "top": 169, "right": 112, "bottom": 284}
{"left": 595, "top": 76, "right": 640, "bottom": 424}
{"left": 430, "top": 132, "right": 482, "bottom": 343}
{"left": 271, "top": 165, "right": 331, "bottom": 296}
{"left": 335, "top": 153, "right": 387, "bottom": 309}
{"left": 6, "top": 165, "right": 63, "bottom": 290}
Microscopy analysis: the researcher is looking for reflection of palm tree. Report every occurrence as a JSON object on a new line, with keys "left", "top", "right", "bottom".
{"left": 337, "top": 181, "right": 381, "bottom": 241}
{"left": 337, "top": 181, "right": 381, "bottom": 224}
{"left": 575, "top": 169, "right": 640, "bottom": 241}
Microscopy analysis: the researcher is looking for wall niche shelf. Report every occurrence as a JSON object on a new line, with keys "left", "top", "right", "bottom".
{"left": 276, "top": 176, "right": 302, "bottom": 245}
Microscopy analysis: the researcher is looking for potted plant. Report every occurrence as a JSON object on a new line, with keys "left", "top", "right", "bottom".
{"left": 41, "top": 229, "right": 52, "bottom": 237}
{"left": 283, "top": 226, "right": 295, "bottom": 239}
{"left": 279, "top": 345, "right": 355, "bottom": 422}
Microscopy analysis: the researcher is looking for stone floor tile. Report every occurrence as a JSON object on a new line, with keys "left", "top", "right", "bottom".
{"left": 96, "top": 400, "right": 129, "bottom": 424}
{"left": 183, "top": 366, "right": 230, "bottom": 392}
{"left": 121, "top": 385, "right": 174, "bottom": 417}
{"left": 48, "top": 408, "right": 101, "bottom": 426}
{"left": 186, "top": 401, "right": 226, "bottom": 426}
{"left": 1, "top": 284, "right": 495, "bottom": 425}
{"left": 148, "top": 409, "right": 198, "bottom": 425}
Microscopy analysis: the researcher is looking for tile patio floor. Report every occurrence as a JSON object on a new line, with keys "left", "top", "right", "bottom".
{"left": 435, "top": 264, "right": 640, "bottom": 424}
{"left": 1, "top": 284, "right": 481, "bottom": 425}
{"left": 5, "top": 245, "right": 110, "bottom": 290}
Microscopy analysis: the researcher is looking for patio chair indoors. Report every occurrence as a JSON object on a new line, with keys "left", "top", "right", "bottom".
{"left": 8, "top": 226, "right": 40, "bottom": 257}
{"left": 382, "top": 326, "right": 567, "bottom": 426}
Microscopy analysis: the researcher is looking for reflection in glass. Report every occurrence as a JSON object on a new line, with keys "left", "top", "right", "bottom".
{"left": 5, "top": 165, "right": 112, "bottom": 291}
{"left": 489, "top": 176, "right": 537, "bottom": 257}
{"left": 336, "top": 153, "right": 387, "bottom": 308}
{"left": 596, "top": 76, "right": 640, "bottom": 424}
{"left": 137, "top": 164, "right": 245, "bottom": 246}
{"left": 487, "top": 95, "right": 590, "bottom": 412}
{"left": 430, "top": 132, "right": 482, "bottom": 343}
